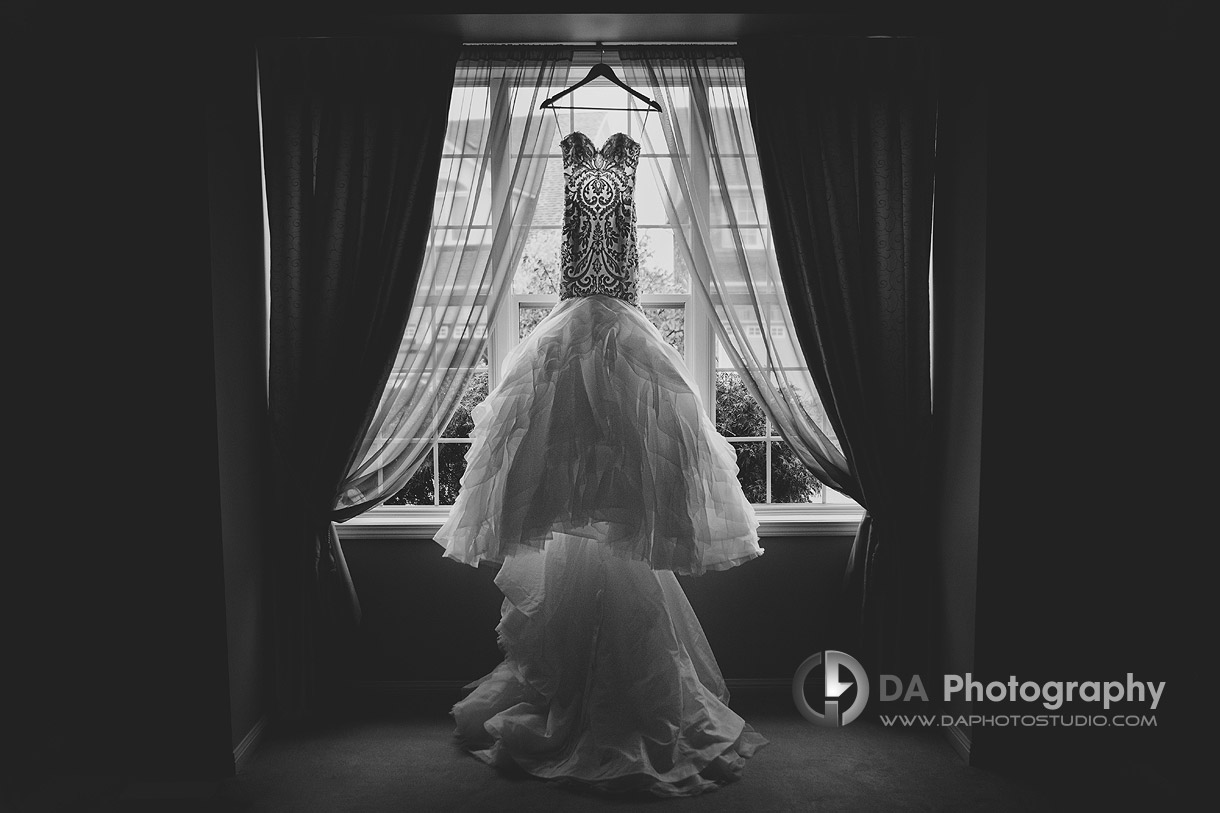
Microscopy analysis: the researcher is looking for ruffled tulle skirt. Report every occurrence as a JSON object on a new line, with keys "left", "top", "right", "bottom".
{"left": 435, "top": 293, "right": 763, "bottom": 575}
{"left": 452, "top": 535, "right": 767, "bottom": 797}
{"left": 436, "top": 293, "right": 766, "bottom": 795}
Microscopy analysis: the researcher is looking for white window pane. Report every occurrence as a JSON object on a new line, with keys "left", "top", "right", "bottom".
{"left": 711, "top": 225, "right": 767, "bottom": 251}
{"left": 715, "top": 371, "right": 766, "bottom": 437}
{"left": 441, "top": 370, "right": 490, "bottom": 439}
{"left": 639, "top": 87, "right": 690, "bottom": 149}
{"left": 825, "top": 487, "right": 858, "bottom": 505}
{"left": 770, "top": 441, "right": 822, "bottom": 504}
{"left": 509, "top": 72, "right": 585, "bottom": 145}
{"left": 635, "top": 158, "right": 676, "bottom": 225}
{"left": 710, "top": 180, "right": 770, "bottom": 227}
{"left": 433, "top": 157, "right": 490, "bottom": 227}
{"left": 445, "top": 84, "right": 489, "bottom": 143}
{"left": 514, "top": 229, "right": 562, "bottom": 295}
{"left": 730, "top": 441, "right": 766, "bottom": 504}
{"left": 385, "top": 454, "right": 435, "bottom": 506}
{"left": 637, "top": 228, "right": 687, "bottom": 294}
{"left": 438, "top": 442, "right": 471, "bottom": 505}
{"left": 721, "top": 302, "right": 805, "bottom": 368}
{"left": 419, "top": 237, "right": 492, "bottom": 297}
{"left": 534, "top": 157, "right": 565, "bottom": 228}
{"left": 519, "top": 304, "right": 551, "bottom": 340}
{"left": 641, "top": 306, "right": 685, "bottom": 354}
{"left": 547, "top": 84, "right": 643, "bottom": 141}
{"left": 711, "top": 242, "right": 773, "bottom": 284}
{"left": 709, "top": 88, "right": 757, "bottom": 154}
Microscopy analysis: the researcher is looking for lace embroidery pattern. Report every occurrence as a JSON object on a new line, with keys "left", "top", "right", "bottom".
{"left": 560, "top": 132, "right": 642, "bottom": 307}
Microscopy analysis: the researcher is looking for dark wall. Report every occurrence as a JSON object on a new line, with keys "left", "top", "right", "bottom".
{"left": 929, "top": 47, "right": 987, "bottom": 723}
{"left": 9, "top": 13, "right": 269, "bottom": 787}
{"left": 680, "top": 535, "right": 855, "bottom": 681}
{"left": 13, "top": 31, "right": 235, "bottom": 781}
{"left": 969, "top": 33, "right": 1204, "bottom": 793}
{"left": 205, "top": 37, "right": 272, "bottom": 752}
{"left": 341, "top": 535, "right": 854, "bottom": 685}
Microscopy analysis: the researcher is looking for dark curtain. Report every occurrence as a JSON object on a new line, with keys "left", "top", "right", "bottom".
{"left": 741, "top": 38, "right": 939, "bottom": 681}
{"left": 259, "top": 37, "right": 458, "bottom": 719}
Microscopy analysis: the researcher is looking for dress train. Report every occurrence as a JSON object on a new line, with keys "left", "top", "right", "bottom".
{"left": 452, "top": 534, "right": 767, "bottom": 797}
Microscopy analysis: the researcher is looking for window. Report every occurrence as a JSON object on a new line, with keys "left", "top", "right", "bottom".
{"left": 376, "top": 51, "right": 859, "bottom": 521}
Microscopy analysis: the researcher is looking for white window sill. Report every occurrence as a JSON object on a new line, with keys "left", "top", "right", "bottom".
{"left": 336, "top": 504, "right": 864, "bottom": 539}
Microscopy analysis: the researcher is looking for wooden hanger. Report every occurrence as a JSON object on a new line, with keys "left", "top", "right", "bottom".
{"left": 539, "top": 43, "right": 662, "bottom": 113}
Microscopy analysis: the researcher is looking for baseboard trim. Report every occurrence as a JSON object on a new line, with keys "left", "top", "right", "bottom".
{"left": 945, "top": 722, "right": 972, "bottom": 765}
{"left": 233, "top": 713, "right": 270, "bottom": 772}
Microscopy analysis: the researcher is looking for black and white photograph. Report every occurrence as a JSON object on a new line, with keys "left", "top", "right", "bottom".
{"left": 4, "top": 2, "right": 1205, "bottom": 811}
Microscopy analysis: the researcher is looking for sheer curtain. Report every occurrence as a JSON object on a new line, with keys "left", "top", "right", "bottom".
{"left": 619, "top": 47, "right": 855, "bottom": 497}
{"left": 335, "top": 47, "right": 573, "bottom": 517}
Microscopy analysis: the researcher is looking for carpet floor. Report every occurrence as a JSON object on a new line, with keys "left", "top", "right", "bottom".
{"left": 5, "top": 691, "right": 1182, "bottom": 812}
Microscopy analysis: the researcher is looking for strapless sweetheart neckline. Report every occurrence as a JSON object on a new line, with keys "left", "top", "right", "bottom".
{"left": 561, "top": 131, "right": 641, "bottom": 149}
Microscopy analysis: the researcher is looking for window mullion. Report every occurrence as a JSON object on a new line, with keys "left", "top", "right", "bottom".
{"left": 688, "top": 79, "right": 715, "bottom": 417}
{"left": 765, "top": 425, "right": 773, "bottom": 504}
{"left": 432, "top": 441, "right": 440, "bottom": 506}
{"left": 488, "top": 76, "right": 511, "bottom": 389}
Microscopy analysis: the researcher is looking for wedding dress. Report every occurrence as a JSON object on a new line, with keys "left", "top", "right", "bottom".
{"left": 434, "top": 130, "right": 767, "bottom": 797}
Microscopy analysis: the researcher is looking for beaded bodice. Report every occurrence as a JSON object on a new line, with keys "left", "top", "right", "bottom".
{"left": 559, "top": 132, "right": 641, "bottom": 307}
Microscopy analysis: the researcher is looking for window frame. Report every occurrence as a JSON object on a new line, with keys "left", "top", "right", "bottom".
{"left": 359, "top": 49, "right": 863, "bottom": 535}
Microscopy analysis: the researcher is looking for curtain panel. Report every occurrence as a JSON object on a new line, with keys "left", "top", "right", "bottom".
{"left": 336, "top": 47, "right": 573, "bottom": 515}
{"left": 741, "top": 37, "right": 939, "bottom": 680}
{"left": 618, "top": 47, "right": 854, "bottom": 497}
{"left": 259, "top": 36, "right": 458, "bottom": 718}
